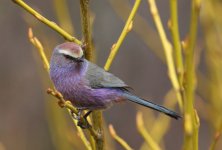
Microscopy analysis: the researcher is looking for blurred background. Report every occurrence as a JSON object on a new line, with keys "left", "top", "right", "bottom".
{"left": 0, "top": 0, "right": 222, "bottom": 150}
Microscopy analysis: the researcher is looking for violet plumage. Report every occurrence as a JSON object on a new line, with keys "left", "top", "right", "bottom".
{"left": 50, "top": 42, "right": 180, "bottom": 120}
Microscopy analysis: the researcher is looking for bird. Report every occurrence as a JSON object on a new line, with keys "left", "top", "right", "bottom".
{"left": 49, "top": 42, "right": 180, "bottom": 127}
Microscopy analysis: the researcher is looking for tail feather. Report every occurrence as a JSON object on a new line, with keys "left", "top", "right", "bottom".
{"left": 123, "top": 93, "right": 181, "bottom": 119}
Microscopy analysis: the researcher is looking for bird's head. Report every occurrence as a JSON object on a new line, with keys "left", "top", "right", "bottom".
{"left": 50, "top": 42, "right": 85, "bottom": 68}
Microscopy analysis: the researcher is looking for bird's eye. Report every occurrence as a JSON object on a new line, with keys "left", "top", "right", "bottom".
{"left": 63, "top": 54, "right": 74, "bottom": 60}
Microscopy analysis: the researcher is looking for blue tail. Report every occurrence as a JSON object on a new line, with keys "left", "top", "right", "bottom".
{"left": 123, "top": 93, "right": 181, "bottom": 119}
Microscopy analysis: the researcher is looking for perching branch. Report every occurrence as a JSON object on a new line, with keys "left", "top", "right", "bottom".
{"left": 109, "top": 125, "right": 133, "bottom": 150}
{"left": 104, "top": 0, "right": 142, "bottom": 71}
{"left": 46, "top": 88, "right": 98, "bottom": 140}
{"left": 79, "top": 0, "right": 104, "bottom": 150}
{"left": 13, "top": 0, "right": 82, "bottom": 45}
{"left": 68, "top": 108, "right": 93, "bottom": 150}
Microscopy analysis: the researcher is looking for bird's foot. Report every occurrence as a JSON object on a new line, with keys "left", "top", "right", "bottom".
{"left": 71, "top": 109, "right": 92, "bottom": 129}
{"left": 71, "top": 109, "right": 82, "bottom": 120}
{"left": 83, "top": 110, "right": 92, "bottom": 119}
{"left": 77, "top": 119, "right": 91, "bottom": 129}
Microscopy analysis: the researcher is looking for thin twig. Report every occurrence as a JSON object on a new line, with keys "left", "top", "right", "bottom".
{"left": 108, "top": 0, "right": 166, "bottom": 62}
{"left": 104, "top": 0, "right": 142, "bottom": 71}
{"left": 53, "top": 0, "right": 75, "bottom": 35}
{"left": 169, "top": 0, "right": 184, "bottom": 86}
{"left": 148, "top": 0, "right": 183, "bottom": 110}
{"left": 28, "top": 28, "right": 49, "bottom": 71}
{"left": 150, "top": 90, "right": 178, "bottom": 142}
{"left": 136, "top": 112, "right": 161, "bottom": 150}
{"left": 109, "top": 125, "right": 134, "bottom": 150}
{"left": 13, "top": 0, "right": 81, "bottom": 45}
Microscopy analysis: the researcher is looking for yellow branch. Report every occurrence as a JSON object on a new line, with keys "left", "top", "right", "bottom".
{"left": 79, "top": 0, "right": 103, "bottom": 149}
{"left": 169, "top": 0, "right": 184, "bottom": 85}
{"left": 28, "top": 28, "right": 49, "bottom": 70}
{"left": 68, "top": 109, "right": 92, "bottom": 150}
{"left": 136, "top": 112, "right": 161, "bottom": 150}
{"left": 151, "top": 90, "right": 178, "bottom": 142}
{"left": 148, "top": 0, "right": 183, "bottom": 110}
{"left": 183, "top": 0, "right": 201, "bottom": 149}
{"left": 104, "top": 0, "right": 141, "bottom": 71}
{"left": 53, "top": 0, "right": 75, "bottom": 35}
{"left": 13, "top": 0, "right": 81, "bottom": 45}
{"left": 109, "top": 125, "right": 133, "bottom": 150}
{"left": 80, "top": 0, "right": 94, "bottom": 60}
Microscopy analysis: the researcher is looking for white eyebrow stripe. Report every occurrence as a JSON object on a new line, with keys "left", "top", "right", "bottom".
{"left": 58, "top": 49, "right": 83, "bottom": 58}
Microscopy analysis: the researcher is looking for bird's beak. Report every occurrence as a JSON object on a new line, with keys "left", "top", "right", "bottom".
{"left": 75, "top": 57, "right": 84, "bottom": 62}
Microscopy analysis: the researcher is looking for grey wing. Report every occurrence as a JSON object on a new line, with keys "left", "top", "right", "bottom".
{"left": 85, "top": 61, "right": 129, "bottom": 89}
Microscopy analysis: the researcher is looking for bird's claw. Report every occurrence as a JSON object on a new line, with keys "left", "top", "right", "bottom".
{"left": 71, "top": 109, "right": 92, "bottom": 129}
{"left": 71, "top": 109, "right": 81, "bottom": 120}
{"left": 77, "top": 120, "right": 91, "bottom": 129}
